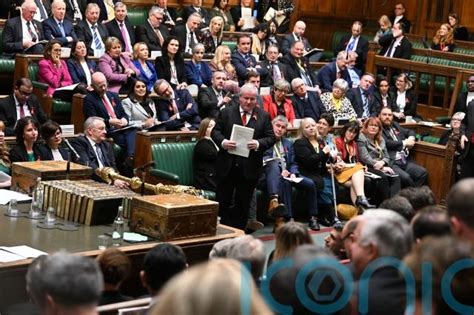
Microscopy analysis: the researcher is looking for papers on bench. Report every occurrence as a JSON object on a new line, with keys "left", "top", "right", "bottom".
{"left": 241, "top": 7, "right": 254, "bottom": 30}
{"left": 364, "top": 172, "right": 382, "bottom": 179}
{"left": 264, "top": 7, "right": 285, "bottom": 26}
{"left": 283, "top": 176, "right": 304, "bottom": 183}
{"left": 0, "top": 189, "right": 31, "bottom": 205}
{"left": 303, "top": 47, "right": 324, "bottom": 58}
{"left": 418, "top": 121, "right": 442, "bottom": 127}
{"left": 0, "top": 245, "right": 47, "bottom": 263}
{"left": 229, "top": 124, "right": 254, "bottom": 158}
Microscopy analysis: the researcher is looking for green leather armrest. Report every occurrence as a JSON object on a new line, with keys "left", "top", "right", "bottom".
{"left": 32, "top": 81, "right": 48, "bottom": 90}
{"left": 149, "top": 168, "right": 180, "bottom": 183}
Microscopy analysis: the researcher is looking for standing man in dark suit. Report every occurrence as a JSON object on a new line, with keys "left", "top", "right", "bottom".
{"left": 280, "top": 20, "right": 312, "bottom": 56}
{"left": 75, "top": 3, "right": 109, "bottom": 57}
{"left": 42, "top": 0, "right": 77, "bottom": 46}
{"left": 457, "top": 75, "right": 474, "bottom": 178}
{"left": 391, "top": 2, "right": 411, "bottom": 34}
{"left": 154, "top": 79, "right": 201, "bottom": 131}
{"left": 379, "top": 107, "right": 427, "bottom": 187}
{"left": 198, "top": 71, "right": 232, "bottom": 119}
{"left": 0, "top": 78, "right": 49, "bottom": 136}
{"left": 378, "top": 22, "right": 412, "bottom": 60}
{"left": 156, "top": 0, "right": 179, "bottom": 31}
{"left": 230, "top": 0, "right": 256, "bottom": 32}
{"left": 64, "top": 0, "right": 86, "bottom": 22}
{"left": 181, "top": 0, "right": 209, "bottom": 29}
{"left": 347, "top": 73, "right": 376, "bottom": 119}
{"left": 135, "top": 6, "right": 169, "bottom": 54}
{"left": 72, "top": 116, "right": 129, "bottom": 188}
{"left": 231, "top": 34, "right": 269, "bottom": 87}
{"left": 316, "top": 50, "right": 352, "bottom": 92}
{"left": 212, "top": 83, "right": 275, "bottom": 229}
{"left": 281, "top": 41, "right": 319, "bottom": 90}
{"left": 3, "top": 0, "right": 46, "bottom": 55}
{"left": 335, "top": 21, "right": 369, "bottom": 72}
{"left": 172, "top": 13, "right": 202, "bottom": 56}
{"left": 104, "top": 2, "right": 135, "bottom": 54}
{"left": 33, "top": 0, "right": 51, "bottom": 22}
{"left": 290, "top": 78, "right": 326, "bottom": 121}
{"left": 83, "top": 72, "right": 136, "bottom": 173}
{"left": 260, "top": 44, "right": 287, "bottom": 87}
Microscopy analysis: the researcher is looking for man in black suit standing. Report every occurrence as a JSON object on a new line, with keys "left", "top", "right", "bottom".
{"left": 335, "top": 21, "right": 369, "bottom": 72}
{"left": 33, "top": 0, "right": 51, "bottom": 22}
{"left": 281, "top": 41, "right": 319, "bottom": 90}
{"left": 105, "top": 2, "right": 135, "bottom": 54}
{"left": 64, "top": 0, "right": 86, "bottom": 22}
{"left": 290, "top": 78, "right": 326, "bottom": 121}
{"left": 0, "top": 78, "right": 49, "bottom": 136}
{"left": 391, "top": 2, "right": 411, "bottom": 34}
{"left": 172, "top": 12, "right": 202, "bottom": 56}
{"left": 72, "top": 116, "right": 129, "bottom": 188}
{"left": 260, "top": 44, "right": 287, "bottom": 87}
{"left": 181, "top": 0, "right": 209, "bottom": 29}
{"left": 378, "top": 22, "right": 412, "bottom": 60}
{"left": 75, "top": 3, "right": 109, "bottom": 57}
{"left": 280, "top": 20, "right": 312, "bottom": 56}
{"left": 3, "top": 0, "right": 46, "bottom": 55}
{"left": 231, "top": 34, "right": 269, "bottom": 87}
{"left": 317, "top": 50, "right": 352, "bottom": 92}
{"left": 380, "top": 107, "right": 428, "bottom": 187}
{"left": 42, "top": 0, "right": 77, "bottom": 47}
{"left": 135, "top": 6, "right": 169, "bottom": 54}
{"left": 347, "top": 73, "right": 376, "bottom": 119}
{"left": 457, "top": 75, "right": 474, "bottom": 178}
{"left": 198, "top": 71, "right": 232, "bottom": 119}
{"left": 212, "top": 83, "right": 275, "bottom": 229}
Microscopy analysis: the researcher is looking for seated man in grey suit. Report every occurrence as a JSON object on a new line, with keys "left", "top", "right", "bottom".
{"left": 135, "top": 6, "right": 170, "bottom": 54}
{"left": 3, "top": 0, "right": 46, "bottom": 55}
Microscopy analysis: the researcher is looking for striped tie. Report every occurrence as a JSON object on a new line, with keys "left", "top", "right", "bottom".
{"left": 92, "top": 25, "right": 103, "bottom": 50}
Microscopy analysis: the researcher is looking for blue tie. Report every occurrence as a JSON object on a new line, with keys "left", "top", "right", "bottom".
{"left": 347, "top": 37, "right": 355, "bottom": 52}
{"left": 58, "top": 21, "right": 66, "bottom": 37}
{"left": 92, "top": 25, "right": 103, "bottom": 50}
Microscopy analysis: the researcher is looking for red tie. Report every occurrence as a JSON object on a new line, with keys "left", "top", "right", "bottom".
{"left": 102, "top": 96, "right": 116, "bottom": 119}
{"left": 241, "top": 112, "right": 247, "bottom": 125}
{"left": 19, "top": 104, "right": 25, "bottom": 118}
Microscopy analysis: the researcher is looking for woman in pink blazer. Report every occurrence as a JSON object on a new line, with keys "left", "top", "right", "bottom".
{"left": 98, "top": 37, "right": 139, "bottom": 94}
{"left": 38, "top": 40, "right": 84, "bottom": 101}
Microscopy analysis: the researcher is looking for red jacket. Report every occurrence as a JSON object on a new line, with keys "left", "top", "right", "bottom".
{"left": 262, "top": 95, "right": 295, "bottom": 123}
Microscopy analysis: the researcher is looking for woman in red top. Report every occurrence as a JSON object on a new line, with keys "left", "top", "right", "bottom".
{"left": 262, "top": 79, "right": 295, "bottom": 127}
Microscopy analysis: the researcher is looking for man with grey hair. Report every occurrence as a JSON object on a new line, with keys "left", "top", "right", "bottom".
{"left": 290, "top": 78, "right": 326, "bottom": 121}
{"left": 317, "top": 50, "right": 352, "bottom": 92}
{"left": 42, "top": 0, "right": 77, "bottom": 47}
{"left": 74, "top": 2, "right": 109, "bottom": 56}
{"left": 172, "top": 12, "right": 202, "bottom": 55}
{"left": 280, "top": 20, "right": 313, "bottom": 56}
{"left": 26, "top": 251, "right": 103, "bottom": 314}
{"left": 136, "top": 6, "right": 170, "bottom": 52}
{"left": 3, "top": 0, "right": 45, "bottom": 55}
{"left": 212, "top": 83, "right": 275, "bottom": 230}
{"left": 350, "top": 209, "right": 413, "bottom": 314}
{"left": 104, "top": 2, "right": 136, "bottom": 53}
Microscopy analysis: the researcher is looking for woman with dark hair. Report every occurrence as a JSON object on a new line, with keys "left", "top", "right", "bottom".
{"left": 448, "top": 12, "right": 468, "bottom": 41}
{"left": 38, "top": 121, "right": 71, "bottom": 161}
{"left": 372, "top": 76, "right": 397, "bottom": 115}
{"left": 98, "top": 37, "right": 139, "bottom": 94}
{"left": 185, "top": 44, "right": 213, "bottom": 88}
{"left": 67, "top": 40, "right": 96, "bottom": 88}
{"left": 122, "top": 79, "right": 160, "bottom": 130}
{"left": 0, "top": 121, "right": 11, "bottom": 187}
{"left": 96, "top": 248, "right": 132, "bottom": 305}
{"left": 132, "top": 42, "right": 158, "bottom": 92}
{"left": 154, "top": 36, "right": 187, "bottom": 90}
{"left": 251, "top": 22, "right": 269, "bottom": 59}
{"left": 208, "top": 0, "right": 235, "bottom": 31}
{"left": 432, "top": 23, "right": 455, "bottom": 52}
{"left": 357, "top": 117, "right": 400, "bottom": 204}
{"left": 10, "top": 117, "right": 42, "bottom": 162}
{"left": 193, "top": 118, "right": 218, "bottom": 191}
{"left": 335, "top": 121, "right": 374, "bottom": 211}
{"left": 391, "top": 73, "right": 418, "bottom": 121}
{"left": 38, "top": 40, "right": 82, "bottom": 101}
{"left": 266, "top": 19, "right": 280, "bottom": 47}
{"left": 202, "top": 16, "right": 224, "bottom": 54}
{"left": 262, "top": 79, "right": 295, "bottom": 126}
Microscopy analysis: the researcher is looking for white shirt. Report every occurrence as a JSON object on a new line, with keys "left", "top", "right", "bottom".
{"left": 116, "top": 19, "right": 132, "bottom": 51}
{"left": 80, "top": 60, "right": 92, "bottom": 85}
{"left": 14, "top": 94, "right": 32, "bottom": 120}
{"left": 21, "top": 17, "right": 38, "bottom": 42}
{"left": 397, "top": 90, "right": 407, "bottom": 112}
{"left": 467, "top": 92, "right": 474, "bottom": 106}
{"left": 394, "top": 15, "right": 403, "bottom": 25}
{"left": 346, "top": 36, "right": 360, "bottom": 52}
{"left": 51, "top": 148, "right": 64, "bottom": 161}
{"left": 87, "top": 20, "right": 105, "bottom": 57}
{"left": 86, "top": 136, "right": 104, "bottom": 168}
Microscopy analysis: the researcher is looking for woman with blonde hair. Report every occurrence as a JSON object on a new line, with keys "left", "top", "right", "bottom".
{"left": 373, "top": 15, "right": 392, "bottom": 43}
{"left": 202, "top": 16, "right": 224, "bottom": 54}
{"left": 210, "top": 45, "right": 239, "bottom": 93}
{"left": 150, "top": 259, "right": 272, "bottom": 315}
{"left": 391, "top": 73, "right": 418, "bottom": 121}
{"left": 132, "top": 42, "right": 157, "bottom": 92}
{"left": 269, "top": 221, "right": 314, "bottom": 265}
{"left": 432, "top": 23, "right": 455, "bottom": 52}
{"left": 208, "top": 0, "right": 235, "bottom": 31}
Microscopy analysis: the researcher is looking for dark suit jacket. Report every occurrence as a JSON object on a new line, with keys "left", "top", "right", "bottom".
{"left": 346, "top": 87, "right": 375, "bottom": 118}
{"left": 197, "top": 86, "right": 221, "bottom": 118}
{"left": 259, "top": 60, "right": 288, "bottom": 87}
{"left": 263, "top": 137, "right": 299, "bottom": 175}
{"left": 132, "top": 60, "right": 158, "bottom": 92}
{"left": 105, "top": 18, "right": 136, "bottom": 52}
{"left": 231, "top": 51, "right": 269, "bottom": 86}
{"left": 211, "top": 105, "right": 275, "bottom": 180}
{"left": 382, "top": 121, "right": 416, "bottom": 161}
{"left": 135, "top": 21, "right": 169, "bottom": 52}
{"left": 280, "top": 33, "right": 312, "bottom": 55}
{"left": 372, "top": 91, "right": 399, "bottom": 115}
{"left": 155, "top": 89, "right": 201, "bottom": 131}
{"left": 182, "top": 6, "right": 210, "bottom": 27}
{"left": 316, "top": 61, "right": 352, "bottom": 92}
{"left": 391, "top": 16, "right": 411, "bottom": 33}
{"left": 230, "top": 5, "right": 253, "bottom": 32}
{"left": 64, "top": 0, "right": 86, "bottom": 21}
{"left": 185, "top": 61, "right": 212, "bottom": 87}
{"left": 0, "top": 94, "right": 49, "bottom": 136}
{"left": 193, "top": 138, "right": 218, "bottom": 191}
{"left": 3, "top": 17, "right": 45, "bottom": 54}
{"left": 456, "top": 92, "right": 474, "bottom": 157}
{"left": 74, "top": 20, "right": 109, "bottom": 56}
{"left": 389, "top": 88, "right": 417, "bottom": 117}
{"left": 9, "top": 143, "right": 42, "bottom": 163}
{"left": 161, "top": 7, "right": 179, "bottom": 29}
{"left": 290, "top": 91, "right": 326, "bottom": 121}
{"left": 172, "top": 25, "right": 202, "bottom": 53}
{"left": 66, "top": 59, "right": 96, "bottom": 85}
{"left": 71, "top": 136, "right": 117, "bottom": 181}
{"left": 335, "top": 34, "right": 369, "bottom": 71}
{"left": 293, "top": 137, "right": 329, "bottom": 189}
{"left": 42, "top": 17, "right": 77, "bottom": 46}
{"left": 154, "top": 56, "right": 186, "bottom": 88}
{"left": 281, "top": 53, "right": 319, "bottom": 89}
{"left": 38, "top": 144, "right": 71, "bottom": 161}
{"left": 83, "top": 91, "right": 128, "bottom": 132}
{"left": 378, "top": 34, "right": 412, "bottom": 60}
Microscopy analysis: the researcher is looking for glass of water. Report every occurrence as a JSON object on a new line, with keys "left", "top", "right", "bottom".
{"left": 7, "top": 199, "right": 20, "bottom": 217}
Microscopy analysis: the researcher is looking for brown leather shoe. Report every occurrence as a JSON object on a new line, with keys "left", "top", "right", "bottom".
{"left": 273, "top": 217, "right": 286, "bottom": 233}
{"left": 246, "top": 219, "right": 264, "bottom": 231}
{"left": 268, "top": 198, "right": 287, "bottom": 218}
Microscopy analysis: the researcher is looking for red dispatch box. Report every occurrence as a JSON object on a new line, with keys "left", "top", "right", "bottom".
{"left": 130, "top": 193, "right": 219, "bottom": 241}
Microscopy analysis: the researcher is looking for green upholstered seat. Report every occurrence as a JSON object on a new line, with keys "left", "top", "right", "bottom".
{"left": 0, "top": 27, "right": 16, "bottom": 74}
{"left": 149, "top": 142, "right": 215, "bottom": 200}
{"left": 127, "top": 8, "right": 148, "bottom": 27}
{"left": 222, "top": 40, "right": 237, "bottom": 52}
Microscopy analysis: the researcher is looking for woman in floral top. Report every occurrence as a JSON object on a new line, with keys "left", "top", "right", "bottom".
{"left": 320, "top": 79, "right": 357, "bottom": 123}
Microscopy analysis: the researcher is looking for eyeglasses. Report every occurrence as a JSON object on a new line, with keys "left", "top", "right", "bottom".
{"left": 18, "top": 90, "right": 33, "bottom": 97}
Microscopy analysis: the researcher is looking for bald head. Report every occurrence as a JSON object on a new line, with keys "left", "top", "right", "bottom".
{"left": 21, "top": 1, "right": 37, "bottom": 21}
{"left": 91, "top": 72, "right": 107, "bottom": 97}
{"left": 293, "top": 21, "right": 306, "bottom": 36}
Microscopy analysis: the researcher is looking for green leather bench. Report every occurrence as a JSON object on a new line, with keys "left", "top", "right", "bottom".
{"left": 127, "top": 7, "right": 148, "bottom": 27}
{"left": 0, "top": 27, "right": 16, "bottom": 94}
{"left": 149, "top": 142, "right": 216, "bottom": 200}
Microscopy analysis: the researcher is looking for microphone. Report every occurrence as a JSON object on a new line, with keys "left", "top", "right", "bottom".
{"left": 64, "top": 139, "right": 80, "bottom": 161}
